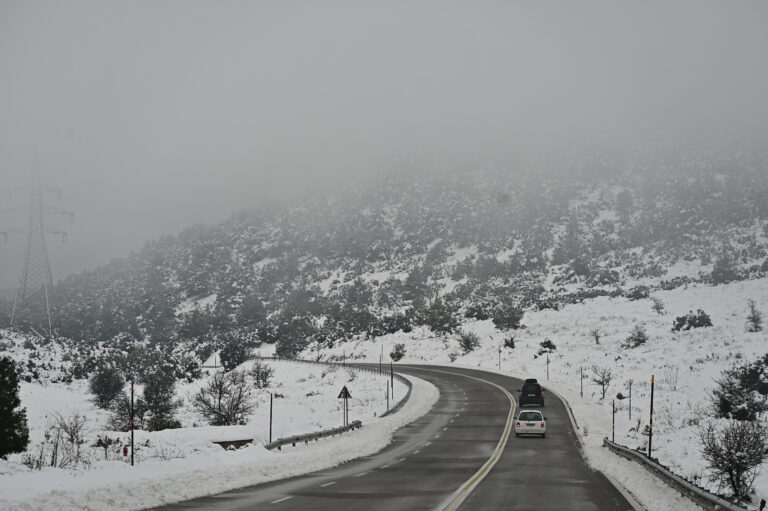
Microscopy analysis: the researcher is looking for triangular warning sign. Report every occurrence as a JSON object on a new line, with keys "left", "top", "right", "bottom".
{"left": 338, "top": 385, "right": 352, "bottom": 399}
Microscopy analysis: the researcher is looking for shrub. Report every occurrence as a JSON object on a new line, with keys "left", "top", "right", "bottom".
{"left": 108, "top": 392, "right": 147, "bottom": 431}
{"left": 672, "top": 310, "right": 712, "bottom": 331}
{"left": 0, "top": 356, "right": 29, "bottom": 459}
{"left": 536, "top": 339, "right": 556, "bottom": 356}
{"left": 651, "top": 297, "right": 665, "bottom": 315}
{"left": 699, "top": 420, "right": 768, "bottom": 500}
{"left": 626, "top": 286, "right": 650, "bottom": 301}
{"left": 457, "top": 330, "right": 480, "bottom": 354}
{"left": 503, "top": 336, "right": 515, "bottom": 349}
{"left": 624, "top": 325, "right": 648, "bottom": 348}
{"left": 710, "top": 359, "right": 768, "bottom": 421}
{"left": 746, "top": 299, "right": 763, "bottom": 333}
{"left": 143, "top": 370, "right": 181, "bottom": 431}
{"left": 193, "top": 370, "right": 255, "bottom": 426}
{"left": 390, "top": 343, "right": 406, "bottom": 362}
{"left": 711, "top": 254, "right": 739, "bottom": 285}
{"left": 491, "top": 297, "right": 524, "bottom": 331}
{"left": 89, "top": 366, "right": 125, "bottom": 409}
{"left": 251, "top": 361, "right": 274, "bottom": 389}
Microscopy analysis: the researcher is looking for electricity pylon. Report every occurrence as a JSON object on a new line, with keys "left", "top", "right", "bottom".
{"left": 3, "top": 155, "right": 72, "bottom": 337}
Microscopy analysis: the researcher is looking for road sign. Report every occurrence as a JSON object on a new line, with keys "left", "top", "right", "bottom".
{"left": 338, "top": 386, "right": 352, "bottom": 399}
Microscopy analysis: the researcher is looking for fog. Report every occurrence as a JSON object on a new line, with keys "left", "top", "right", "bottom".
{"left": 1, "top": 0, "right": 766, "bottom": 289}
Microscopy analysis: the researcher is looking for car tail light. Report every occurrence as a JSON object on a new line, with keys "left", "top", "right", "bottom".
{"left": 540, "top": 422, "right": 545, "bottom": 428}
{"left": 515, "top": 422, "right": 520, "bottom": 428}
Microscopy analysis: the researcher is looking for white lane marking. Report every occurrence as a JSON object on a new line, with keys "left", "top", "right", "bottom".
{"left": 435, "top": 434, "right": 441, "bottom": 438}
{"left": 414, "top": 450, "right": 420, "bottom": 454}
{"left": 354, "top": 472, "right": 368, "bottom": 477}
{"left": 450, "top": 419, "right": 455, "bottom": 423}
{"left": 321, "top": 481, "right": 336, "bottom": 487}
{"left": 381, "top": 464, "right": 391, "bottom": 469}
{"left": 398, "top": 457, "right": 407, "bottom": 462}
{"left": 425, "top": 441, "right": 432, "bottom": 446}
{"left": 270, "top": 497, "right": 293, "bottom": 504}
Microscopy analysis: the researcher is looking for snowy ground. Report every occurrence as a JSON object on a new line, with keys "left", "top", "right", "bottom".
{"left": 311, "top": 277, "right": 768, "bottom": 510}
{"left": 0, "top": 358, "right": 425, "bottom": 511}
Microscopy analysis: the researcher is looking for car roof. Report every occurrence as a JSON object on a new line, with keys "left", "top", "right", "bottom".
{"left": 518, "top": 410, "right": 543, "bottom": 415}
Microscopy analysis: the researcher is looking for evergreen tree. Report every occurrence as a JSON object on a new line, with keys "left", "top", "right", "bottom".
{"left": 0, "top": 356, "right": 29, "bottom": 458}
{"left": 143, "top": 370, "right": 180, "bottom": 431}
{"left": 491, "top": 297, "right": 524, "bottom": 331}
{"left": 89, "top": 366, "right": 125, "bottom": 409}
{"left": 711, "top": 253, "right": 738, "bottom": 285}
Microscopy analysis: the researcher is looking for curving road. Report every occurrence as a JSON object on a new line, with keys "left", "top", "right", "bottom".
{"left": 156, "top": 365, "right": 633, "bottom": 511}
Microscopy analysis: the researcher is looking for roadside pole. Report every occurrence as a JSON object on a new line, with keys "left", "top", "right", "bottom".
{"left": 612, "top": 399, "right": 615, "bottom": 442}
{"left": 386, "top": 383, "right": 389, "bottom": 410}
{"left": 390, "top": 361, "right": 394, "bottom": 402}
{"left": 498, "top": 344, "right": 501, "bottom": 370}
{"left": 546, "top": 353, "right": 550, "bottom": 380}
{"left": 580, "top": 366, "right": 583, "bottom": 398}
{"left": 648, "top": 375, "right": 655, "bottom": 458}
{"left": 130, "top": 379, "right": 135, "bottom": 466}
{"left": 628, "top": 379, "right": 633, "bottom": 420}
{"left": 269, "top": 393, "right": 273, "bottom": 443}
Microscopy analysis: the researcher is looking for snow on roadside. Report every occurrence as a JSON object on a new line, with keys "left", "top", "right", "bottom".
{"left": 0, "top": 362, "right": 431, "bottom": 511}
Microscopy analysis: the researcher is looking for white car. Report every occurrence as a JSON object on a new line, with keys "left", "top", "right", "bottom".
{"left": 514, "top": 410, "right": 546, "bottom": 438}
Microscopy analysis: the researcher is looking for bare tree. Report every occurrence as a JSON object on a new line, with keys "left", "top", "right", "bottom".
{"left": 591, "top": 365, "right": 613, "bottom": 399}
{"left": 699, "top": 420, "right": 768, "bottom": 500}
{"left": 51, "top": 412, "right": 88, "bottom": 468}
{"left": 250, "top": 361, "right": 274, "bottom": 389}
{"left": 193, "top": 370, "right": 255, "bottom": 426}
{"left": 651, "top": 296, "right": 665, "bottom": 316}
{"left": 746, "top": 299, "right": 763, "bottom": 333}
{"left": 590, "top": 328, "right": 601, "bottom": 345}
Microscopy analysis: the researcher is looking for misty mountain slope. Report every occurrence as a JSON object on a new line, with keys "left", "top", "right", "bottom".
{"left": 2, "top": 147, "right": 767, "bottom": 364}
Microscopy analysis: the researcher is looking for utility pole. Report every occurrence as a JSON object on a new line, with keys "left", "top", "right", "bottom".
{"left": 612, "top": 399, "right": 615, "bottom": 442}
{"left": 498, "top": 344, "right": 502, "bottom": 370}
{"left": 628, "top": 379, "right": 633, "bottom": 420}
{"left": 386, "top": 383, "right": 389, "bottom": 410}
{"left": 546, "top": 353, "right": 550, "bottom": 380}
{"left": 130, "top": 378, "right": 135, "bottom": 466}
{"left": 4, "top": 154, "right": 72, "bottom": 337}
{"left": 269, "top": 393, "right": 273, "bottom": 443}
{"left": 379, "top": 345, "right": 383, "bottom": 375}
{"left": 580, "top": 366, "right": 584, "bottom": 398}
{"left": 648, "top": 375, "right": 655, "bottom": 458}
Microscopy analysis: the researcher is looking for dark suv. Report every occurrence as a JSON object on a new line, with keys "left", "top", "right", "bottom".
{"left": 518, "top": 380, "right": 545, "bottom": 407}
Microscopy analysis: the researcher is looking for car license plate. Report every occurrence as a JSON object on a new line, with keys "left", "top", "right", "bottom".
{"left": 526, "top": 422, "right": 535, "bottom": 426}
{"left": 528, "top": 394, "right": 535, "bottom": 396}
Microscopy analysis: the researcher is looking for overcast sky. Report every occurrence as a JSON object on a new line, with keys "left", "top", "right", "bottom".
{"left": 1, "top": 0, "right": 767, "bottom": 288}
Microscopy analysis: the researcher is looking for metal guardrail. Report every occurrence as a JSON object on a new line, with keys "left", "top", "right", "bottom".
{"left": 603, "top": 438, "right": 747, "bottom": 511}
{"left": 265, "top": 421, "right": 362, "bottom": 450}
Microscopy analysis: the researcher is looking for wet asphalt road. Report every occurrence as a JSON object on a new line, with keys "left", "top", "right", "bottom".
{"left": 154, "top": 365, "right": 632, "bottom": 511}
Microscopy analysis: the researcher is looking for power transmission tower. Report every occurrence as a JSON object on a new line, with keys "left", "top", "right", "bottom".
{"left": 3, "top": 154, "right": 72, "bottom": 337}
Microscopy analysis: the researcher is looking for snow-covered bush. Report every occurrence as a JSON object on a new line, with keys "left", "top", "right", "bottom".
{"left": 89, "top": 366, "right": 125, "bottom": 409}
{"left": 672, "top": 309, "right": 713, "bottom": 331}
{"left": 457, "top": 330, "right": 480, "bottom": 354}
{"left": 390, "top": 343, "right": 406, "bottom": 362}
{"left": 251, "top": 361, "right": 274, "bottom": 389}
{"left": 699, "top": 419, "right": 768, "bottom": 500}
{"left": 624, "top": 325, "right": 649, "bottom": 348}
{"left": 710, "top": 357, "right": 768, "bottom": 421}
{"left": 746, "top": 299, "right": 763, "bottom": 333}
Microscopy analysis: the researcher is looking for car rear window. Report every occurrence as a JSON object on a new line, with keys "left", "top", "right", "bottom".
{"left": 519, "top": 412, "right": 542, "bottom": 421}
{"left": 522, "top": 384, "right": 541, "bottom": 393}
